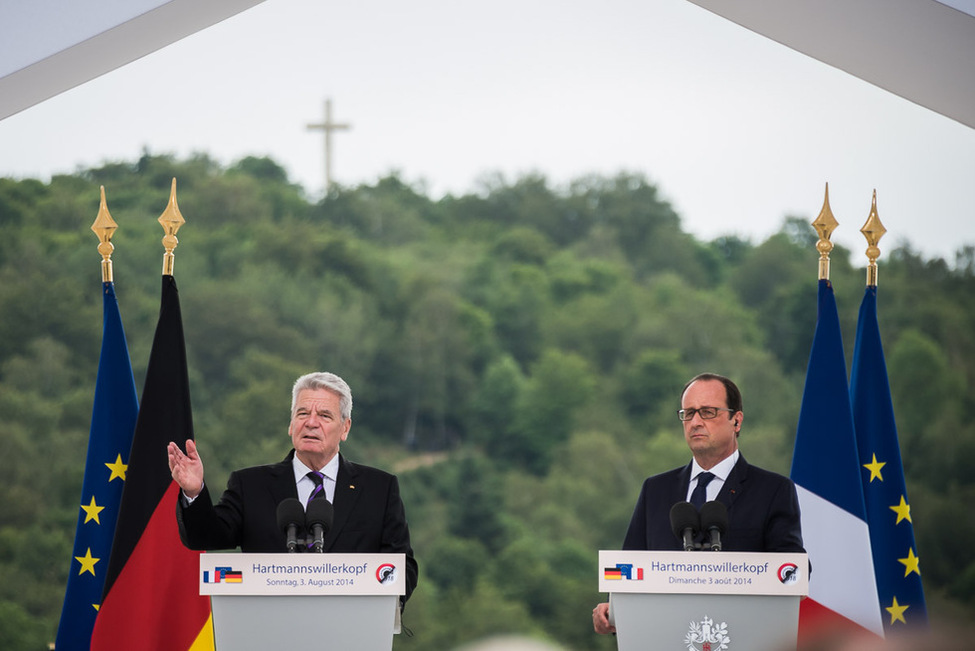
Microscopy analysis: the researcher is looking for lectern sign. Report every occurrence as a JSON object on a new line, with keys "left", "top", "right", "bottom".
{"left": 598, "top": 550, "right": 808, "bottom": 596}
{"left": 199, "top": 552, "right": 406, "bottom": 596}
{"left": 599, "top": 551, "right": 807, "bottom": 651}
{"left": 202, "top": 553, "right": 404, "bottom": 650}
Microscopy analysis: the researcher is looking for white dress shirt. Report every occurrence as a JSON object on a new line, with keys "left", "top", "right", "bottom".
{"left": 685, "top": 449, "right": 739, "bottom": 503}
{"left": 293, "top": 453, "right": 339, "bottom": 505}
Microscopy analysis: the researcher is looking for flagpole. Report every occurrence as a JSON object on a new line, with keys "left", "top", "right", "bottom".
{"left": 92, "top": 178, "right": 214, "bottom": 651}
{"left": 812, "top": 182, "right": 839, "bottom": 281}
{"left": 851, "top": 192, "right": 928, "bottom": 629}
{"left": 859, "top": 190, "right": 887, "bottom": 288}
{"left": 91, "top": 186, "right": 118, "bottom": 283}
{"left": 159, "top": 177, "right": 185, "bottom": 276}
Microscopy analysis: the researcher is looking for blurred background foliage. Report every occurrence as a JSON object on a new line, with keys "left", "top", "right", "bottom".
{"left": 1, "top": 153, "right": 974, "bottom": 649}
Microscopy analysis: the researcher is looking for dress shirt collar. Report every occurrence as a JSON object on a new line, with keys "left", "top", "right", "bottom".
{"left": 690, "top": 449, "right": 739, "bottom": 484}
{"left": 292, "top": 453, "right": 339, "bottom": 484}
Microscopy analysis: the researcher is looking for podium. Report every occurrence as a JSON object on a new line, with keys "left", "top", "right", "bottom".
{"left": 599, "top": 550, "right": 808, "bottom": 651}
{"left": 200, "top": 553, "right": 406, "bottom": 650}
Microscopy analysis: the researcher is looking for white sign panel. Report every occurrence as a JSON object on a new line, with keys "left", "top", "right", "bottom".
{"left": 599, "top": 550, "right": 808, "bottom": 596}
{"left": 200, "top": 553, "right": 406, "bottom": 597}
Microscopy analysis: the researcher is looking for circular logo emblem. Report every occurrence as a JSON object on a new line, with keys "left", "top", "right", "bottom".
{"left": 376, "top": 562, "right": 397, "bottom": 585}
{"left": 777, "top": 562, "right": 799, "bottom": 584}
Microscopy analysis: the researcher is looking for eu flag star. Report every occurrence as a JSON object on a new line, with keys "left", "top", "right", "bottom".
{"left": 898, "top": 548, "right": 921, "bottom": 577}
{"left": 863, "top": 454, "right": 886, "bottom": 482}
{"left": 75, "top": 548, "right": 100, "bottom": 576}
{"left": 81, "top": 496, "right": 105, "bottom": 524}
{"left": 890, "top": 495, "right": 912, "bottom": 525}
{"left": 886, "top": 596, "right": 909, "bottom": 625}
{"left": 105, "top": 454, "right": 127, "bottom": 482}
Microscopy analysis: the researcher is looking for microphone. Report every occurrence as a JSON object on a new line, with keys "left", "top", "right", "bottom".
{"left": 276, "top": 498, "right": 305, "bottom": 553}
{"left": 700, "top": 500, "right": 729, "bottom": 551}
{"left": 305, "top": 499, "right": 334, "bottom": 553}
{"left": 670, "top": 501, "right": 700, "bottom": 551}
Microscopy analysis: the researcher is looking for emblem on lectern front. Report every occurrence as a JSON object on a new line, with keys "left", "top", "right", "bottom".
{"left": 684, "top": 616, "right": 731, "bottom": 651}
{"left": 376, "top": 562, "right": 398, "bottom": 585}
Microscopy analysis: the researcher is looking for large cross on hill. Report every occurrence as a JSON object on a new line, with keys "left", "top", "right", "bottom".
{"left": 306, "top": 99, "right": 351, "bottom": 192}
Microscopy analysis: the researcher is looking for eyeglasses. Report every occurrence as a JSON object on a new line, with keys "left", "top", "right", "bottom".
{"left": 677, "top": 407, "right": 736, "bottom": 421}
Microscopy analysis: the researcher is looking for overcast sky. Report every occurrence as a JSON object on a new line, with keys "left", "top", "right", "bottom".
{"left": 1, "top": 0, "right": 973, "bottom": 265}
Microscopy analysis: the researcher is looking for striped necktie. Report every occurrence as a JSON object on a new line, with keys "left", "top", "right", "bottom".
{"left": 307, "top": 470, "right": 327, "bottom": 506}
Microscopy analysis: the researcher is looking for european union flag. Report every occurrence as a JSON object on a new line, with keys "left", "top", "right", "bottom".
{"left": 851, "top": 285, "right": 928, "bottom": 630}
{"left": 55, "top": 281, "right": 139, "bottom": 650}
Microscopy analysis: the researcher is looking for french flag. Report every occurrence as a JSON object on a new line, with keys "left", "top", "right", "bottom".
{"left": 790, "top": 280, "right": 884, "bottom": 639}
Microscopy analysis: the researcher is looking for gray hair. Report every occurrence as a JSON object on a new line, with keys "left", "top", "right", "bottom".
{"left": 291, "top": 372, "right": 353, "bottom": 421}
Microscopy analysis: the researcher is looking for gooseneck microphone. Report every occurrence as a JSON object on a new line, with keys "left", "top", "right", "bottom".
{"left": 276, "top": 498, "right": 305, "bottom": 553}
{"left": 700, "top": 500, "right": 729, "bottom": 551}
{"left": 670, "top": 501, "right": 701, "bottom": 551}
{"left": 305, "top": 499, "right": 334, "bottom": 553}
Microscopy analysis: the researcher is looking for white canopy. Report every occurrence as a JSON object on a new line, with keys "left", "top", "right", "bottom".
{"left": 0, "top": 0, "right": 266, "bottom": 121}
{"left": 3, "top": 0, "right": 972, "bottom": 131}
{"left": 687, "top": 0, "right": 975, "bottom": 130}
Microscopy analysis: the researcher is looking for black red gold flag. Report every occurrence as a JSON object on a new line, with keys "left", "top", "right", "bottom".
{"left": 91, "top": 275, "right": 213, "bottom": 650}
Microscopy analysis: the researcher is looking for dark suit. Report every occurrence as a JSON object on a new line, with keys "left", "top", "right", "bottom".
{"left": 177, "top": 450, "right": 418, "bottom": 602}
{"left": 622, "top": 455, "right": 804, "bottom": 553}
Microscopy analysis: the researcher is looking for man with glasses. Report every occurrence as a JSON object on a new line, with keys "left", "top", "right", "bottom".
{"left": 592, "top": 372, "right": 804, "bottom": 634}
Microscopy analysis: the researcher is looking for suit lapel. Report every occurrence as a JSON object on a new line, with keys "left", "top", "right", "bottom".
{"left": 267, "top": 450, "right": 300, "bottom": 506}
{"left": 323, "top": 454, "right": 360, "bottom": 550}
{"left": 676, "top": 463, "right": 693, "bottom": 504}
{"left": 718, "top": 454, "right": 748, "bottom": 509}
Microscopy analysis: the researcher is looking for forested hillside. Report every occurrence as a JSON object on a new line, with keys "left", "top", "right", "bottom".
{"left": 1, "top": 153, "right": 973, "bottom": 650}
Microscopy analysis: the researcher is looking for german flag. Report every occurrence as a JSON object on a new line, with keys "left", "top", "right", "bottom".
{"left": 223, "top": 572, "right": 243, "bottom": 584}
{"left": 90, "top": 272, "right": 213, "bottom": 650}
{"left": 211, "top": 567, "right": 243, "bottom": 583}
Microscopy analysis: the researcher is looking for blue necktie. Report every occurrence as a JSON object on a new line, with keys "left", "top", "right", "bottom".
{"left": 691, "top": 471, "right": 715, "bottom": 509}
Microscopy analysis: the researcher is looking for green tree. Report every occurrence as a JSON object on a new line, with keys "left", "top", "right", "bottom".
{"left": 887, "top": 328, "right": 959, "bottom": 480}
{"left": 445, "top": 456, "right": 507, "bottom": 552}
{"left": 2, "top": 158, "right": 974, "bottom": 646}
{"left": 512, "top": 349, "right": 596, "bottom": 474}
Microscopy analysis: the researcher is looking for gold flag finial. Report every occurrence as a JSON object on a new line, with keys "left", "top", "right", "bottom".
{"left": 91, "top": 186, "right": 119, "bottom": 283}
{"left": 860, "top": 190, "right": 887, "bottom": 287}
{"left": 811, "top": 183, "right": 839, "bottom": 281}
{"left": 158, "top": 178, "right": 185, "bottom": 276}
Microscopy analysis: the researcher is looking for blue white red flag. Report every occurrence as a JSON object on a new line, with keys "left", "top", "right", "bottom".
{"left": 791, "top": 279, "right": 883, "bottom": 638}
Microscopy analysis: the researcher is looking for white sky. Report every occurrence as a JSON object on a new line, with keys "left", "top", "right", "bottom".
{"left": 1, "top": 0, "right": 973, "bottom": 264}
